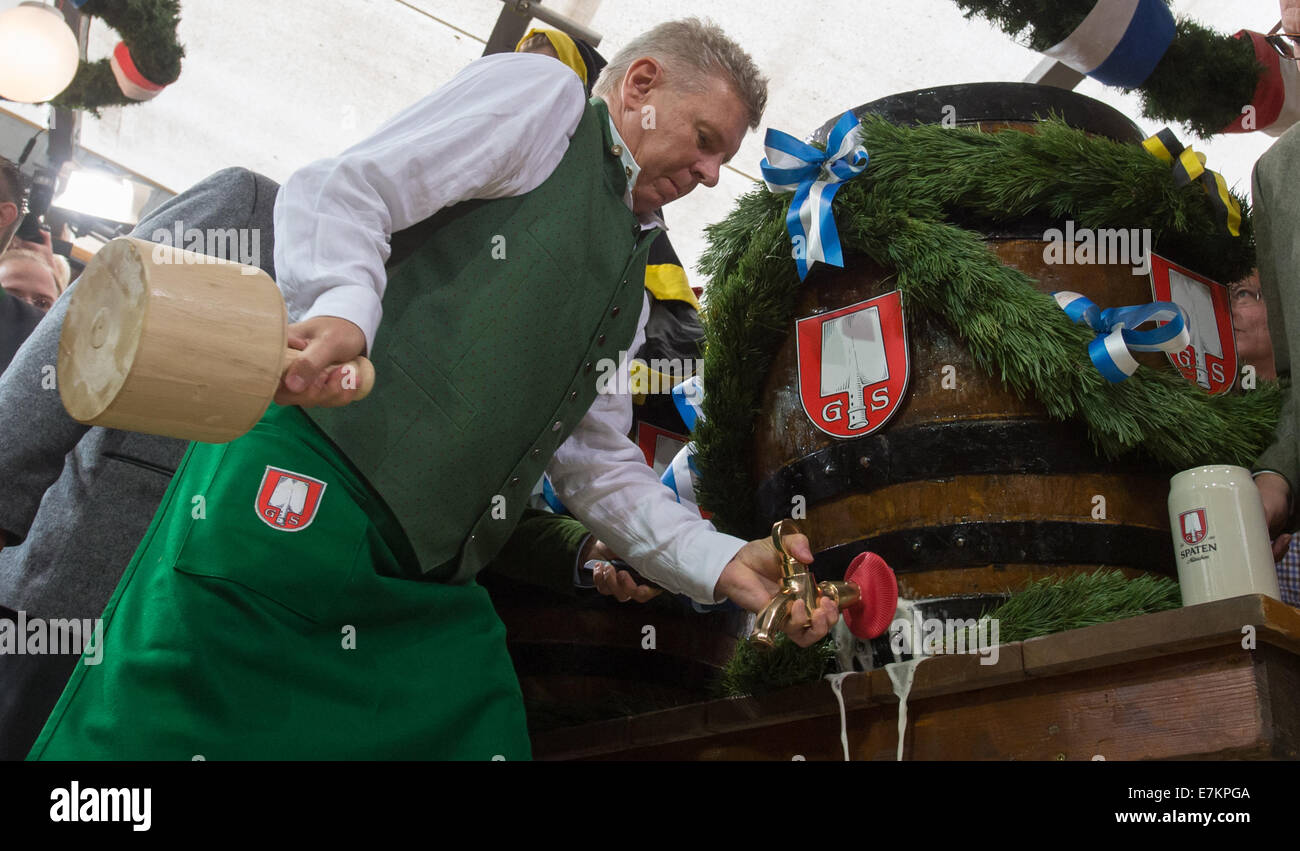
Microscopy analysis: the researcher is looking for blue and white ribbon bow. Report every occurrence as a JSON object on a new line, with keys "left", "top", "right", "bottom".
{"left": 671, "top": 375, "right": 705, "bottom": 432}
{"left": 760, "top": 111, "right": 869, "bottom": 281}
{"left": 1053, "top": 291, "right": 1190, "bottom": 383}
{"left": 1041, "top": 0, "right": 1175, "bottom": 88}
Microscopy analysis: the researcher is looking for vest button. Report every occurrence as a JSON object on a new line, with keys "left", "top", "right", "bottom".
{"left": 611, "top": 306, "right": 621, "bottom": 318}
{"left": 611, "top": 143, "right": 623, "bottom": 157}
{"left": 597, "top": 334, "right": 607, "bottom": 346}
{"left": 569, "top": 390, "right": 578, "bottom": 402}
{"left": 509, "top": 477, "right": 520, "bottom": 486}
{"left": 584, "top": 361, "right": 593, "bottom": 374}
{"left": 531, "top": 448, "right": 541, "bottom": 459}
{"left": 552, "top": 421, "right": 563, "bottom": 432}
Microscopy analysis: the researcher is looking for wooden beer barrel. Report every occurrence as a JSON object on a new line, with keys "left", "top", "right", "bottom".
{"left": 481, "top": 574, "right": 750, "bottom": 732}
{"left": 754, "top": 84, "right": 1180, "bottom": 601}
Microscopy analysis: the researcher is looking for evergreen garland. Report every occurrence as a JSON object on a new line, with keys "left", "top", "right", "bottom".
{"left": 696, "top": 116, "right": 1280, "bottom": 540}
{"left": 720, "top": 632, "right": 837, "bottom": 698}
{"left": 951, "top": 0, "right": 1264, "bottom": 137}
{"left": 50, "top": 0, "right": 184, "bottom": 115}
{"left": 965, "top": 569, "right": 1182, "bottom": 643}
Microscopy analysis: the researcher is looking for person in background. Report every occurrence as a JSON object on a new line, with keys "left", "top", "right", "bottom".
{"left": 1232, "top": 271, "right": 1277, "bottom": 382}
{"left": 0, "top": 248, "right": 62, "bottom": 312}
{"left": 0, "top": 168, "right": 282, "bottom": 759}
{"left": 0, "top": 156, "right": 41, "bottom": 371}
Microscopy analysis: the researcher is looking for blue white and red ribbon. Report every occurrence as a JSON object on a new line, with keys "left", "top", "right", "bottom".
{"left": 1052, "top": 291, "right": 1189, "bottom": 383}
{"left": 661, "top": 441, "right": 703, "bottom": 515}
{"left": 1041, "top": 0, "right": 1176, "bottom": 88}
{"left": 760, "top": 111, "right": 869, "bottom": 281}
{"left": 671, "top": 375, "right": 705, "bottom": 432}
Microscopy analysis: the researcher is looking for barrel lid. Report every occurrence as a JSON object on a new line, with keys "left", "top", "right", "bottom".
{"left": 811, "top": 82, "right": 1144, "bottom": 145}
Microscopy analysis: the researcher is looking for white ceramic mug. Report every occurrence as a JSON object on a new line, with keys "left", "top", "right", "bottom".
{"left": 1168, "top": 465, "right": 1281, "bottom": 605}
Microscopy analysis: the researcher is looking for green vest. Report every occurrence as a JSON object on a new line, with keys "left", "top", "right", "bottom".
{"left": 305, "top": 98, "right": 656, "bottom": 583}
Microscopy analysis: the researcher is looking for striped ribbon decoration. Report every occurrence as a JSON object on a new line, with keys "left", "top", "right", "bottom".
{"left": 1142, "top": 129, "right": 1242, "bottom": 237}
{"left": 1222, "top": 29, "right": 1300, "bottom": 137}
{"left": 1041, "top": 0, "right": 1176, "bottom": 88}
{"left": 1053, "top": 291, "right": 1190, "bottom": 383}
{"left": 660, "top": 441, "right": 705, "bottom": 515}
{"left": 109, "top": 41, "right": 167, "bottom": 101}
{"left": 670, "top": 375, "right": 704, "bottom": 432}
{"left": 760, "top": 111, "right": 870, "bottom": 281}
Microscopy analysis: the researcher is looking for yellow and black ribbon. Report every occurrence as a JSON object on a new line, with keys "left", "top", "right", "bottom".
{"left": 1142, "top": 128, "right": 1242, "bottom": 237}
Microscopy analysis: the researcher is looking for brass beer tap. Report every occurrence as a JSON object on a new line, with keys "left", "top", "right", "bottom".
{"left": 749, "top": 519, "right": 896, "bottom": 649}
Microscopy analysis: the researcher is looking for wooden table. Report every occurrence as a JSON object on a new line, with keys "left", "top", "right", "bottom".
{"left": 533, "top": 595, "right": 1300, "bottom": 760}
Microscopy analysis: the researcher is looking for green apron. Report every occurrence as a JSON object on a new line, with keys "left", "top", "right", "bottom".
{"left": 29, "top": 405, "right": 530, "bottom": 760}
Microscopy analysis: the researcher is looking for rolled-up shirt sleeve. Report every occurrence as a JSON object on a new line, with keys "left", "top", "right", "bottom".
{"left": 273, "top": 52, "right": 586, "bottom": 351}
{"left": 547, "top": 294, "right": 748, "bottom": 604}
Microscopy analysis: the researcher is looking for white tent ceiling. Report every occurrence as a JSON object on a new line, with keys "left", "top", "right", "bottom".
{"left": 1, "top": 0, "right": 1287, "bottom": 282}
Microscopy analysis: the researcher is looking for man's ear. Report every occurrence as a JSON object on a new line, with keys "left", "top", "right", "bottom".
{"left": 0, "top": 202, "right": 17, "bottom": 232}
{"left": 620, "top": 57, "right": 664, "bottom": 109}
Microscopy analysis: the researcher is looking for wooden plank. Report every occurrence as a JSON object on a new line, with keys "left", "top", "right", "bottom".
{"left": 1021, "top": 595, "right": 1273, "bottom": 678}
{"left": 581, "top": 646, "right": 1268, "bottom": 761}
{"left": 535, "top": 597, "right": 1300, "bottom": 760}
{"left": 1255, "top": 643, "right": 1300, "bottom": 759}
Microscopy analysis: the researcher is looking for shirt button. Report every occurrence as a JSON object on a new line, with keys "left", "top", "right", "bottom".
{"left": 597, "top": 334, "right": 606, "bottom": 346}
{"left": 611, "top": 307, "right": 621, "bottom": 318}
{"left": 625, "top": 166, "right": 633, "bottom": 178}
{"left": 611, "top": 144, "right": 623, "bottom": 157}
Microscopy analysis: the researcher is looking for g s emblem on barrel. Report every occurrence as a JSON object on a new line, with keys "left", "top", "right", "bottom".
{"left": 795, "top": 290, "right": 909, "bottom": 438}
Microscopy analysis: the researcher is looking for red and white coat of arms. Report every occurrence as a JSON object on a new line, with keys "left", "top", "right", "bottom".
{"left": 1179, "top": 508, "right": 1208, "bottom": 545}
{"left": 255, "top": 466, "right": 327, "bottom": 532}
{"left": 1150, "top": 254, "right": 1236, "bottom": 395}
{"left": 795, "top": 291, "right": 910, "bottom": 439}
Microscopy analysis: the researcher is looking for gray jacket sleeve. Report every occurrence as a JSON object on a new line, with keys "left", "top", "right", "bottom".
{"left": 1252, "top": 124, "right": 1300, "bottom": 491}
{"left": 0, "top": 167, "right": 279, "bottom": 543}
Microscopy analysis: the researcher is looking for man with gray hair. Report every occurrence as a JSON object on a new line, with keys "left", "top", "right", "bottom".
{"left": 31, "top": 18, "right": 839, "bottom": 761}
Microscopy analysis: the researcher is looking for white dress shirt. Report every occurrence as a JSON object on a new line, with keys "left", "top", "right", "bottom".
{"left": 273, "top": 51, "right": 746, "bottom": 603}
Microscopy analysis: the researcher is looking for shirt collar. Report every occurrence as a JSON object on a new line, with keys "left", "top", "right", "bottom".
{"left": 605, "top": 111, "right": 666, "bottom": 231}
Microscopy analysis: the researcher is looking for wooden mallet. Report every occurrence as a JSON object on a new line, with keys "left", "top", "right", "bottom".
{"left": 57, "top": 236, "right": 374, "bottom": 443}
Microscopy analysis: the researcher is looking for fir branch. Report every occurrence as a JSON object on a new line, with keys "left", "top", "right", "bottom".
{"left": 719, "top": 633, "right": 836, "bottom": 698}
{"left": 1138, "top": 20, "right": 1262, "bottom": 138}
{"left": 972, "top": 569, "right": 1181, "bottom": 643}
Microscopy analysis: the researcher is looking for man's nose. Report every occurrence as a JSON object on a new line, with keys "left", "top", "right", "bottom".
{"left": 693, "top": 155, "right": 723, "bottom": 188}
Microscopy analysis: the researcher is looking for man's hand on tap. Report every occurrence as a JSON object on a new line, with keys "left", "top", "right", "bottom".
{"left": 714, "top": 530, "right": 838, "bottom": 647}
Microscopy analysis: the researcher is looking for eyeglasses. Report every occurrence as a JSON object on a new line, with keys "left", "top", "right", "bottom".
{"left": 1267, "top": 22, "right": 1300, "bottom": 60}
{"left": 1231, "top": 286, "right": 1263, "bottom": 304}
